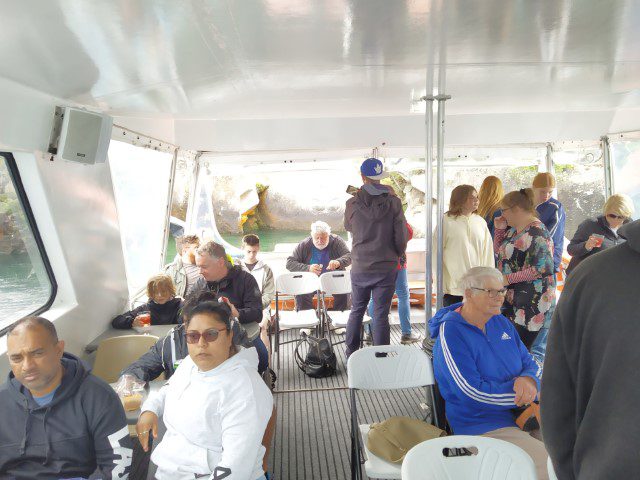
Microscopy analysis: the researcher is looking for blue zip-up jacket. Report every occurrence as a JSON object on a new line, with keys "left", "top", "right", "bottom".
{"left": 429, "top": 303, "right": 541, "bottom": 435}
{"left": 537, "top": 198, "right": 565, "bottom": 272}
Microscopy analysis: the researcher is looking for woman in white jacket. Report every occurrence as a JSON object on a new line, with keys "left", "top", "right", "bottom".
{"left": 436, "top": 184, "right": 495, "bottom": 307}
{"left": 136, "top": 295, "right": 273, "bottom": 480}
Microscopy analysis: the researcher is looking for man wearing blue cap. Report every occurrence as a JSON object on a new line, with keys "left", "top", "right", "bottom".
{"left": 344, "top": 158, "right": 409, "bottom": 356}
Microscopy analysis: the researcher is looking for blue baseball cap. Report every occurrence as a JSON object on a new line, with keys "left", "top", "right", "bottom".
{"left": 360, "top": 158, "right": 389, "bottom": 180}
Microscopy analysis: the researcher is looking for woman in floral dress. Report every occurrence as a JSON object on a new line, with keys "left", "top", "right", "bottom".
{"left": 493, "top": 188, "right": 556, "bottom": 349}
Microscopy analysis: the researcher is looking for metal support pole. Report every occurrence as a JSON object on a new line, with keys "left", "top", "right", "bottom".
{"left": 422, "top": 96, "right": 435, "bottom": 326}
{"left": 545, "top": 143, "right": 553, "bottom": 173}
{"left": 435, "top": 94, "right": 450, "bottom": 310}
{"left": 602, "top": 136, "right": 614, "bottom": 198}
{"left": 160, "top": 148, "right": 179, "bottom": 268}
{"left": 185, "top": 152, "right": 202, "bottom": 233}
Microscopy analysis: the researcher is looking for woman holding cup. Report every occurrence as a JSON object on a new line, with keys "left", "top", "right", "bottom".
{"left": 566, "top": 194, "right": 635, "bottom": 275}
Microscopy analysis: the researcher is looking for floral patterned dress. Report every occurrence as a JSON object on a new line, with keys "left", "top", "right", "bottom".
{"left": 495, "top": 220, "right": 556, "bottom": 332}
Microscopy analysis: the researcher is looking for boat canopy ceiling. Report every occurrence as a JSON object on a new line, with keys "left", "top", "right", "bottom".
{"left": 1, "top": 0, "right": 640, "bottom": 149}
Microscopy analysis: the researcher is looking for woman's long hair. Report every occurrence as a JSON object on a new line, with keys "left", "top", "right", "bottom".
{"left": 446, "top": 185, "right": 477, "bottom": 217}
{"left": 477, "top": 176, "right": 504, "bottom": 220}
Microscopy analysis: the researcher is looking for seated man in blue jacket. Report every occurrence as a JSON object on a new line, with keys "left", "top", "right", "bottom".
{"left": 429, "top": 267, "right": 548, "bottom": 480}
{"left": 0, "top": 317, "right": 132, "bottom": 479}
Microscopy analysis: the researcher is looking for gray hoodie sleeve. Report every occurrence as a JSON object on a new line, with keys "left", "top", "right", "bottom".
{"left": 286, "top": 239, "right": 311, "bottom": 272}
{"left": 86, "top": 379, "right": 133, "bottom": 479}
{"left": 121, "top": 336, "right": 168, "bottom": 382}
{"left": 261, "top": 264, "right": 276, "bottom": 309}
{"left": 567, "top": 219, "right": 594, "bottom": 258}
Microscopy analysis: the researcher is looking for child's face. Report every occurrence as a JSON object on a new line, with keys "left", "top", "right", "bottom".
{"left": 152, "top": 289, "right": 174, "bottom": 305}
{"left": 243, "top": 244, "right": 260, "bottom": 264}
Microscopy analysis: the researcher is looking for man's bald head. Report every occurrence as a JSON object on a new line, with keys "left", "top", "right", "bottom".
{"left": 7, "top": 316, "right": 58, "bottom": 343}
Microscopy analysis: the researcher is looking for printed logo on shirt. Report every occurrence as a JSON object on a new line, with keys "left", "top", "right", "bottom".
{"left": 501, "top": 332, "right": 511, "bottom": 340}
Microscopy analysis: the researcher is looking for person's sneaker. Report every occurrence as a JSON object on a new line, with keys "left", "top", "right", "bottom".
{"left": 401, "top": 331, "right": 422, "bottom": 344}
{"left": 300, "top": 328, "right": 312, "bottom": 336}
{"left": 363, "top": 332, "right": 373, "bottom": 345}
{"left": 334, "top": 327, "right": 346, "bottom": 335}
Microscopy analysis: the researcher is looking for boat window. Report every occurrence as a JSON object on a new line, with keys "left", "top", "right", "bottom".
{"left": 0, "top": 153, "right": 56, "bottom": 332}
{"left": 553, "top": 145, "right": 606, "bottom": 237}
{"left": 610, "top": 138, "right": 640, "bottom": 220}
{"left": 108, "top": 141, "right": 173, "bottom": 298}
{"left": 164, "top": 152, "right": 196, "bottom": 264}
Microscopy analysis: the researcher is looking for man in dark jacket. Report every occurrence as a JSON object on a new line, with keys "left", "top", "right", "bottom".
{"left": 0, "top": 317, "right": 132, "bottom": 479}
{"left": 188, "top": 240, "right": 268, "bottom": 373}
{"left": 286, "top": 220, "right": 352, "bottom": 311}
{"left": 344, "top": 158, "right": 409, "bottom": 356}
{"left": 542, "top": 219, "right": 640, "bottom": 480}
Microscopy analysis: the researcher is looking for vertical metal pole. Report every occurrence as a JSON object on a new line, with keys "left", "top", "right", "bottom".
{"left": 435, "top": 95, "right": 450, "bottom": 310}
{"left": 423, "top": 97, "right": 434, "bottom": 326}
{"left": 545, "top": 143, "right": 554, "bottom": 173}
{"left": 602, "top": 136, "right": 614, "bottom": 197}
{"left": 185, "top": 152, "right": 202, "bottom": 233}
{"left": 160, "top": 147, "right": 179, "bottom": 268}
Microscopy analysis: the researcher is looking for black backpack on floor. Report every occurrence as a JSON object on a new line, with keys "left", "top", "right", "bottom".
{"left": 294, "top": 333, "right": 337, "bottom": 378}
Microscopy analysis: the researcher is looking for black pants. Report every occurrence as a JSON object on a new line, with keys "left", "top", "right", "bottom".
{"left": 443, "top": 294, "right": 464, "bottom": 307}
{"left": 514, "top": 323, "right": 541, "bottom": 350}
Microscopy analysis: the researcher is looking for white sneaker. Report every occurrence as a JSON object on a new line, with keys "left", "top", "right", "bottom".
{"left": 334, "top": 327, "right": 346, "bottom": 335}
{"left": 300, "top": 328, "right": 312, "bottom": 336}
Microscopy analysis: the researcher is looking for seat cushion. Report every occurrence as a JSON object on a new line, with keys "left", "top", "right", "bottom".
{"left": 278, "top": 309, "right": 319, "bottom": 329}
{"left": 327, "top": 311, "right": 371, "bottom": 327}
{"left": 359, "top": 424, "right": 402, "bottom": 479}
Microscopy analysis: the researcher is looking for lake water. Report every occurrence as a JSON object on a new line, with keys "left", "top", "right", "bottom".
{"left": 0, "top": 253, "right": 51, "bottom": 327}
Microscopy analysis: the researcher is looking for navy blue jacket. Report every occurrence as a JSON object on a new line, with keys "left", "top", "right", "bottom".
{"left": 537, "top": 198, "right": 565, "bottom": 271}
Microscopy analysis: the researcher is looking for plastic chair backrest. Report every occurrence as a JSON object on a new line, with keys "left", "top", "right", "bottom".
{"left": 319, "top": 271, "right": 352, "bottom": 295}
{"left": 401, "top": 436, "right": 537, "bottom": 480}
{"left": 547, "top": 456, "right": 558, "bottom": 480}
{"left": 347, "top": 345, "right": 434, "bottom": 390}
{"left": 92, "top": 334, "right": 159, "bottom": 383}
{"left": 276, "top": 272, "right": 320, "bottom": 296}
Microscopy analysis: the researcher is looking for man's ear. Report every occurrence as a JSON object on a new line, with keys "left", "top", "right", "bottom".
{"left": 55, "top": 340, "right": 65, "bottom": 358}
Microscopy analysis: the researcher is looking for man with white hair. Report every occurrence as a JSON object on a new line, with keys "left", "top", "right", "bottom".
{"left": 429, "top": 266, "right": 548, "bottom": 480}
{"left": 286, "top": 220, "right": 352, "bottom": 312}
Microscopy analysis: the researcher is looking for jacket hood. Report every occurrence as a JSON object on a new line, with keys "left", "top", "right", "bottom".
{"left": 429, "top": 303, "right": 464, "bottom": 338}
{"left": 619, "top": 219, "right": 640, "bottom": 253}
{"left": 352, "top": 187, "right": 393, "bottom": 221}
{"left": 7, "top": 352, "right": 87, "bottom": 409}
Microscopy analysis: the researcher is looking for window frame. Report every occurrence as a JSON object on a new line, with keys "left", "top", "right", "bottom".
{"left": 0, "top": 152, "right": 57, "bottom": 335}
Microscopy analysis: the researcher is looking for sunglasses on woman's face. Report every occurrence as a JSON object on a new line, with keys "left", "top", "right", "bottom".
{"left": 185, "top": 328, "right": 221, "bottom": 344}
{"left": 606, "top": 213, "right": 625, "bottom": 220}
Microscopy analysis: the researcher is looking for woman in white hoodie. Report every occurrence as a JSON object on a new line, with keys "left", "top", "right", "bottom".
{"left": 436, "top": 185, "right": 495, "bottom": 307}
{"left": 136, "top": 295, "right": 273, "bottom": 480}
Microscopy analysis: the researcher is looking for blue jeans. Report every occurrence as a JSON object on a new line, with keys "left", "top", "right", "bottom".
{"left": 530, "top": 317, "right": 552, "bottom": 366}
{"left": 365, "top": 267, "right": 412, "bottom": 335}
{"left": 252, "top": 336, "right": 269, "bottom": 374}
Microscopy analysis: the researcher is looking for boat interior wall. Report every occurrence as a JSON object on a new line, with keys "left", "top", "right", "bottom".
{"left": 0, "top": 152, "right": 129, "bottom": 377}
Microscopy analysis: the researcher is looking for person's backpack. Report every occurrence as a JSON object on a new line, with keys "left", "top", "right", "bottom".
{"left": 294, "top": 333, "right": 337, "bottom": 378}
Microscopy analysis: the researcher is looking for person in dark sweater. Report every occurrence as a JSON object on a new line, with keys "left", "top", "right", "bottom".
{"left": 542, "top": 219, "right": 640, "bottom": 480}
{"left": 286, "top": 221, "right": 352, "bottom": 311}
{"left": 0, "top": 317, "right": 132, "bottom": 479}
{"left": 188, "top": 241, "right": 269, "bottom": 373}
{"left": 111, "top": 274, "right": 183, "bottom": 329}
{"left": 343, "top": 158, "right": 408, "bottom": 357}
{"left": 565, "top": 193, "right": 634, "bottom": 275}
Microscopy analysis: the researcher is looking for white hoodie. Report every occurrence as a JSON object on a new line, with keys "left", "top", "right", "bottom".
{"left": 141, "top": 347, "right": 273, "bottom": 480}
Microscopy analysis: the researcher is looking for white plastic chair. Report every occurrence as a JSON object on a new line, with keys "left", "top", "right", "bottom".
{"left": 401, "top": 436, "right": 537, "bottom": 480}
{"left": 348, "top": 345, "right": 440, "bottom": 480}
{"left": 319, "top": 271, "right": 370, "bottom": 341}
{"left": 547, "top": 456, "right": 558, "bottom": 480}
{"left": 274, "top": 272, "right": 321, "bottom": 369}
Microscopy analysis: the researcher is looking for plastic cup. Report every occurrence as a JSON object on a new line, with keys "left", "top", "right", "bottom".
{"left": 591, "top": 234, "right": 604, "bottom": 248}
{"left": 138, "top": 312, "right": 151, "bottom": 327}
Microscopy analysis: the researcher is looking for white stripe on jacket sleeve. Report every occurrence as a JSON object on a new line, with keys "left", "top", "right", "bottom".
{"left": 440, "top": 323, "right": 516, "bottom": 406}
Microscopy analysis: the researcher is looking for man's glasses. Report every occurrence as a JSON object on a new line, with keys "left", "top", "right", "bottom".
{"left": 606, "top": 213, "right": 625, "bottom": 220}
{"left": 471, "top": 287, "right": 507, "bottom": 298}
{"left": 185, "top": 328, "right": 222, "bottom": 344}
